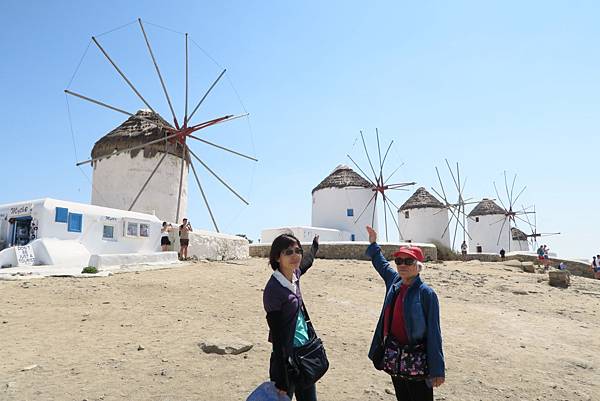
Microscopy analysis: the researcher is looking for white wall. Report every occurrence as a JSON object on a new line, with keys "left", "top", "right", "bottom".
{"left": 91, "top": 152, "right": 189, "bottom": 224}
{"left": 398, "top": 207, "right": 450, "bottom": 247}
{"left": 311, "top": 187, "right": 377, "bottom": 241}
{"left": 261, "top": 226, "right": 352, "bottom": 244}
{"left": 468, "top": 214, "right": 511, "bottom": 253}
{"left": 0, "top": 199, "right": 162, "bottom": 258}
{"left": 510, "top": 238, "right": 530, "bottom": 252}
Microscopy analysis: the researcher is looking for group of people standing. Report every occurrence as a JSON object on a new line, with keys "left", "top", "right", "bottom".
{"left": 536, "top": 245, "right": 550, "bottom": 269}
{"left": 590, "top": 255, "right": 600, "bottom": 279}
{"left": 160, "top": 218, "right": 193, "bottom": 260}
{"left": 262, "top": 226, "right": 445, "bottom": 401}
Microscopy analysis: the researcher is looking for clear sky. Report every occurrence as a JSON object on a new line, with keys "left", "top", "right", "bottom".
{"left": 1, "top": 1, "right": 599, "bottom": 259}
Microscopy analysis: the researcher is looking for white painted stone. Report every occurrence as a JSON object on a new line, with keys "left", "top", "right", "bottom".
{"left": 89, "top": 251, "right": 179, "bottom": 269}
{"left": 91, "top": 151, "right": 188, "bottom": 224}
{"left": 31, "top": 238, "right": 91, "bottom": 267}
{"left": 172, "top": 229, "right": 249, "bottom": 260}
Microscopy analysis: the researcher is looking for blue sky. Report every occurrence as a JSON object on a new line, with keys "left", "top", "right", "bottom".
{"left": 1, "top": 1, "right": 599, "bottom": 259}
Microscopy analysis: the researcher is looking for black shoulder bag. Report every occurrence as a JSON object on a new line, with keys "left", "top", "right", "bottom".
{"left": 289, "top": 301, "right": 329, "bottom": 389}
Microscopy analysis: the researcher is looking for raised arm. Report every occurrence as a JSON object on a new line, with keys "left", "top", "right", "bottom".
{"left": 365, "top": 226, "right": 397, "bottom": 285}
{"left": 299, "top": 235, "right": 319, "bottom": 275}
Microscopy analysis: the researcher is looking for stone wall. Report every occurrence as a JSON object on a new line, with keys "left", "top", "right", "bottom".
{"left": 250, "top": 242, "right": 437, "bottom": 261}
{"left": 170, "top": 229, "right": 249, "bottom": 261}
{"left": 461, "top": 253, "right": 592, "bottom": 279}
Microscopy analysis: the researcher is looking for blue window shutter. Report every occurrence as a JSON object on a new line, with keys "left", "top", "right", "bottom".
{"left": 55, "top": 207, "right": 68, "bottom": 223}
{"left": 68, "top": 213, "right": 83, "bottom": 233}
{"left": 347, "top": 208, "right": 354, "bottom": 217}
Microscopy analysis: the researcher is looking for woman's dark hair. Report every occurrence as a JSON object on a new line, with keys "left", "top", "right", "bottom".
{"left": 162, "top": 221, "right": 167, "bottom": 227}
{"left": 269, "top": 234, "right": 302, "bottom": 271}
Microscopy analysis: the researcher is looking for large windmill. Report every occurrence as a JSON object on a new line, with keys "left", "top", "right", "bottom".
{"left": 346, "top": 129, "right": 415, "bottom": 241}
{"left": 65, "top": 19, "right": 257, "bottom": 232}
{"left": 430, "top": 160, "right": 479, "bottom": 250}
{"left": 491, "top": 171, "right": 534, "bottom": 251}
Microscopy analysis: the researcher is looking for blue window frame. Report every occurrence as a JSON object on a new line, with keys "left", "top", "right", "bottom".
{"left": 67, "top": 213, "right": 83, "bottom": 233}
{"left": 55, "top": 207, "right": 68, "bottom": 223}
{"left": 347, "top": 208, "right": 354, "bottom": 217}
{"left": 351, "top": 234, "right": 355, "bottom": 241}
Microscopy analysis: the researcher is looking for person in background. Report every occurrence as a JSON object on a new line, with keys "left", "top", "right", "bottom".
{"left": 179, "top": 218, "right": 192, "bottom": 260}
{"left": 263, "top": 234, "right": 320, "bottom": 400}
{"left": 499, "top": 248, "right": 506, "bottom": 260}
{"left": 365, "top": 225, "right": 444, "bottom": 401}
{"left": 160, "top": 222, "right": 172, "bottom": 251}
{"left": 460, "top": 241, "right": 468, "bottom": 260}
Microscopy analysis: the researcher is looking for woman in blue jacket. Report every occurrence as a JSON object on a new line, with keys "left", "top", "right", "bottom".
{"left": 365, "top": 225, "right": 445, "bottom": 401}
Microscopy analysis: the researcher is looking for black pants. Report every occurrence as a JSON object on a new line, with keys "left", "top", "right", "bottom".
{"left": 391, "top": 377, "right": 433, "bottom": 401}
{"left": 286, "top": 380, "right": 317, "bottom": 401}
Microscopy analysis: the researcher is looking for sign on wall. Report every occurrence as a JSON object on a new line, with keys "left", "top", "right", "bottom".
{"left": 16, "top": 245, "right": 35, "bottom": 266}
{"left": 9, "top": 205, "right": 32, "bottom": 217}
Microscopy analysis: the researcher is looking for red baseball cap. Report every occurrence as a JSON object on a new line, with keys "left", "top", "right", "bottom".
{"left": 392, "top": 246, "right": 424, "bottom": 262}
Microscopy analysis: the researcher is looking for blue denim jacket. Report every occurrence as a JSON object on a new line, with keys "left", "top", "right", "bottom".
{"left": 366, "top": 243, "right": 445, "bottom": 378}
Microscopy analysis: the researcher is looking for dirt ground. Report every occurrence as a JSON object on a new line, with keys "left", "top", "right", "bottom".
{"left": 1, "top": 258, "right": 599, "bottom": 401}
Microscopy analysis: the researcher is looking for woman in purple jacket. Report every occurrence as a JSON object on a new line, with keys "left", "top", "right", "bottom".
{"left": 263, "top": 233, "right": 319, "bottom": 401}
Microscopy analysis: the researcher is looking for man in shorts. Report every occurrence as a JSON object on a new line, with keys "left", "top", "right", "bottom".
{"left": 179, "top": 218, "right": 193, "bottom": 260}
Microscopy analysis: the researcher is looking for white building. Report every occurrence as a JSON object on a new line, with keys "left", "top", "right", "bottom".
{"left": 398, "top": 187, "right": 450, "bottom": 247}
{"left": 90, "top": 110, "right": 189, "bottom": 224}
{"left": 467, "top": 198, "right": 510, "bottom": 253}
{"left": 311, "top": 165, "right": 377, "bottom": 241}
{"left": 0, "top": 198, "right": 163, "bottom": 268}
{"left": 261, "top": 226, "right": 352, "bottom": 244}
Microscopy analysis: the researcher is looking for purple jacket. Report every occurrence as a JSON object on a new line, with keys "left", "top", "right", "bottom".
{"left": 263, "top": 241, "right": 318, "bottom": 391}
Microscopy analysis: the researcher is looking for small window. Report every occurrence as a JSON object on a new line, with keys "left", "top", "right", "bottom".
{"left": 103, "top": 225, "right": 115, "bottom": 240}
{"left": 139, "top": 223, "right": 150, "bottom": 237}
{"left": 55, "top": 207, "right": 68, "bottom": 223}
{"left": 127, "top": 222, "right": 139, "bottom": 236}
{"left": 475, "top": 217, "right": 480, "bottom": 223}
{"left": 347, "top": 209, "right": 354, "bottom": 217}
{"left": 404, "top": 211, "right": 410, "bottom": 219}
{"left": 67, "top": 213, "right": 83, "bottom": 233}
{"left": 351, "top": 234, "right": 355, "bottom": 241}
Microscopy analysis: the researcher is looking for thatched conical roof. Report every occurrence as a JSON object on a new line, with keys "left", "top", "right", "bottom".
{"left": 468, "top": 198, "right": 506, "bottom": 217}
{"left": 91, "top": 110, "right": 185, "bottom": 161}
{"left": 399, "top": 187, "right": 444, "bottom": 211}
{"left": 511, "top": 227, "right": 528, "bottom": 241}
{"left": 312, "top": 165, "right": 373, "bottom": 194}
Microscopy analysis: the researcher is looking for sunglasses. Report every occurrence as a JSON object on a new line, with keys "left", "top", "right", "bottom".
{"left": 282, "top": 247, "right": 303, "bottom": 256}
{"left": 394, "top": 257, "right": 416, "bottom": 266}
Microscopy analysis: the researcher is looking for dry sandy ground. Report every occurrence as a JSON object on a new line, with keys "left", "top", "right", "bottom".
{"left": 1, "top": 258, "right": 599, "bottom": 401}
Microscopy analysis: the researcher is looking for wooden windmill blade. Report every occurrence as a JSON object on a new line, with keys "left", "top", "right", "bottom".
{"left": 347, "top": 128, "right": 415, "bottom": 242}
{"left": 432, "top": 160, "right": 473, "bottom": 250}
{"left": 65, "top": 19, "right": 257, "bottom": 231}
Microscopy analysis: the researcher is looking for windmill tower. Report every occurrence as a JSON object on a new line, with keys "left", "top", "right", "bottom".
{"left": 467, "top": 198, "right": 508, "bottom": 253}
{"left": 398, "top": 187, "right": 449, "bottom": 246}
{"left": 91, "top": 110, "right": 189, "bottom": 223}
{"left": 311, "top": 165, "right": 376, "bottom": 241}
{"left": 345, "top": 129, "right": 415, "bottom": 241}
{"left": 65, "top": 19, "right": 256, "bottom": 230}
{"left": 489, "top": 171, "right": 534, "bottom": 252}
